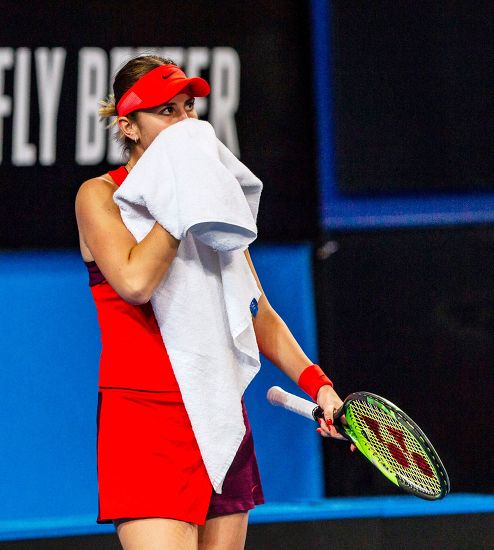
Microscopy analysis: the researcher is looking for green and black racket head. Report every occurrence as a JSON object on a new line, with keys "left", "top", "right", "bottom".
{"left": 267, "top": 387, "right": 450, "bottom": 500}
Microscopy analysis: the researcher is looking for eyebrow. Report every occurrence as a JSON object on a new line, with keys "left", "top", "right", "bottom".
{"left": 162, "top": 97, "right": 195, "bottom": 107}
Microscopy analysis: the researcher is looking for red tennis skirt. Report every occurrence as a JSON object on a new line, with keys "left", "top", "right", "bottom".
{"left": 96, "top": 388, "right": 264, "bottom": 525}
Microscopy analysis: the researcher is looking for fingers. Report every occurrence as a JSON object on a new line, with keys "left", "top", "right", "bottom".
{"left": 316, "top": 427, "right": 327, "bottom": 437}
{"left": 322, "top": 408, "right": 340, "bottom": 437}
{"left": 322, "top": 408, "right": 337, "bottom": 432}
{"left": 315, "top": 424, "right": 358, "bottom": 453}
{"left": 316, "top": 417, "right": 331, "bottom": 437}
{"left": 316, "top": 421, "right": 328, "bottom": 437}
{"left": 316, "top": 418, "right": 344, "bottom": 439}
{"left": 315, "top": 419, "right": 357, "bottom": 452}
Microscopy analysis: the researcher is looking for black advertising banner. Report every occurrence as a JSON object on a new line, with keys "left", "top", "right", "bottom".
{"left": 0, "top": 1, "right": 316, "bottom": 247}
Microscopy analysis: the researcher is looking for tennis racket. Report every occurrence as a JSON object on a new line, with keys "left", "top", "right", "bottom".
{"left": 267, "top": 386, "right": 450, "bottom": 500}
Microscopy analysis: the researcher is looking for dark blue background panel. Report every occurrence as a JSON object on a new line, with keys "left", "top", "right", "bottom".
{"left": 311, "top": 0, "right": 494, "bottom": 230}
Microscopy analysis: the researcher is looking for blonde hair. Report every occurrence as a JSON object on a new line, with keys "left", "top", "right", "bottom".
{"left": 99, "top": 54, "right": 177, "bottom": 154}
{"left": 98, "top": 94, "right": 118, "bottom": 123}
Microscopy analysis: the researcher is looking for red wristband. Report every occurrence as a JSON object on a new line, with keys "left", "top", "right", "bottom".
{"left": 297, "top": 364, "right": 333, "bottom": 402}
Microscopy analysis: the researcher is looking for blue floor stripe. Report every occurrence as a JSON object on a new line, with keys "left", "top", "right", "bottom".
{"left": 249, "top": 494, "right": 494, "bottom": 524}
{"left": 1, "top": 494, "right": 493, "bottom": 541}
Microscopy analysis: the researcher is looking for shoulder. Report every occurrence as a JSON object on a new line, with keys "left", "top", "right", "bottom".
{"left": 75, "top": 174, "right": 119, "bottom": 217}
{"left": 77, "top": 173, "right": 117, "bottom": 197}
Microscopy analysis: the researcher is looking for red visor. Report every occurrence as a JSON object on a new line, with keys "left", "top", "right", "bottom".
{"left": 116, "top": 65, "right": 210, "bottom": 116}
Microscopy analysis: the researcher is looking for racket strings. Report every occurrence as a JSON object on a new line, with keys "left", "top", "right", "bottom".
{"left": 348, "top": 401, "right": 442, "bottom": 496}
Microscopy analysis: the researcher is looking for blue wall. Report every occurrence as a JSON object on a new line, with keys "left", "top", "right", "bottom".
{"left": 0, "top": 244, "right": 322, "bottom": 539}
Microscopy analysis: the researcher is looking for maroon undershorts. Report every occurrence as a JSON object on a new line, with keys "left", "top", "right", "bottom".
{"left": 207, "top": 399, "right": 265, "bottom": 518}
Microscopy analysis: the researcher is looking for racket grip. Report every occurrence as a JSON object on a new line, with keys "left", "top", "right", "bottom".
{"left": 267, "top": 386, "right": 323, "bottom": 422}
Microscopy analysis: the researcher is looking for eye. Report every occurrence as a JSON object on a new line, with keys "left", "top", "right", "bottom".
{"left": 185, "top": 99, "right": 196, "bottom": 111}
{"left": 160, "top": 105, "right": 174, "bottom": 115}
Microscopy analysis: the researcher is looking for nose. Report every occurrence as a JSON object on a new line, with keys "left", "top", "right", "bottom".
{"left": 177, "top": 108, "right": 189, "bottom": 121}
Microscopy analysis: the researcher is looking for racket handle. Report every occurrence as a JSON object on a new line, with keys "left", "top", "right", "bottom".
{"left": 267, "top": 386, "right": 323, "bottom": 422}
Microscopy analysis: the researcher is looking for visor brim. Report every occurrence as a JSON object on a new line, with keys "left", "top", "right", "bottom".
{"left": 146, "top": 76, "right": 210, "bottom": 109}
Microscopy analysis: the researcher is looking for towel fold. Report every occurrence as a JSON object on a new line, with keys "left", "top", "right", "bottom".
{"left": 113, "top": 118, "right": 263, "bottom": 491}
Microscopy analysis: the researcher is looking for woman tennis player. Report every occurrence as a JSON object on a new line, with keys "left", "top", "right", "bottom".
{"left": 75, "top": 54, "right": 347, "bottom": 550}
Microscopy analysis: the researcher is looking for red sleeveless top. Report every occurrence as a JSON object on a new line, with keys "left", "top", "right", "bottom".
{"left": 85, "top": 166, "right": 179, "bottom": 391}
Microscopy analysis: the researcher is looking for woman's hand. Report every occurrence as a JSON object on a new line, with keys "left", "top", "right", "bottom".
{"left": 315, "top": 385, "right": 356, "bottom": 451}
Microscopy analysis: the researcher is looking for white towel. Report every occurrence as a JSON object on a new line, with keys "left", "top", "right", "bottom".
{"left": 113, "top": 119, "right": 263, "bottom": 492}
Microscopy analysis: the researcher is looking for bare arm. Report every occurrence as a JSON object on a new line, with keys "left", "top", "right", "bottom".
{"left": 75, "top": 177, "right": 179, "bottom": 304}
{"left": 245, "top": 249, "right": 347, "bottom": 439}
